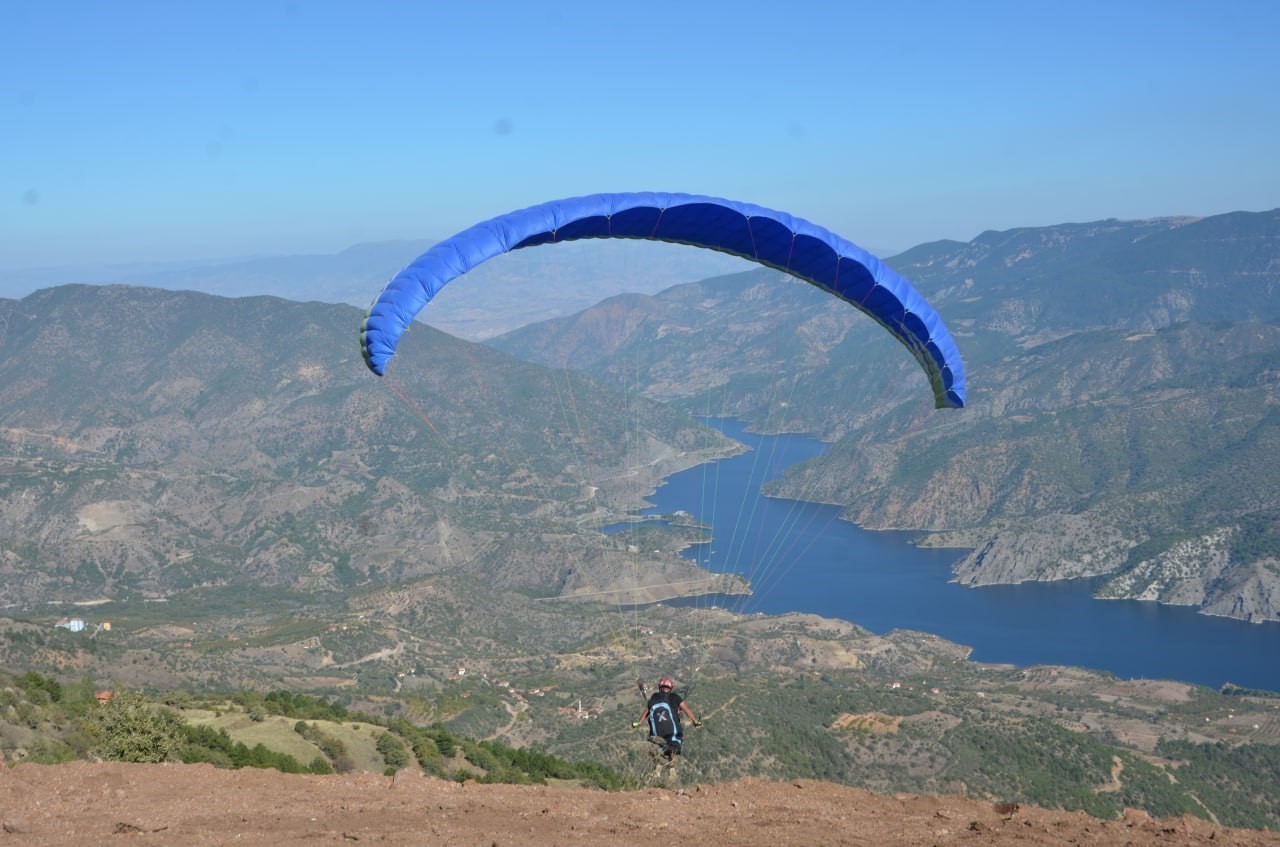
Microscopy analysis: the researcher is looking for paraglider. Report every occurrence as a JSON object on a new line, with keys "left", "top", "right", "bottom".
{"left": 360, "top": 192, "right": 965, "bottom": 409}
{"left": 633, "top": 675, "right": 701, "bottom": 779}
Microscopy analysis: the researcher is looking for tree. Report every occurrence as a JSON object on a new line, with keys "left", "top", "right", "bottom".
{"left": 376, "top": 731, "right": 410, "bottom": 770}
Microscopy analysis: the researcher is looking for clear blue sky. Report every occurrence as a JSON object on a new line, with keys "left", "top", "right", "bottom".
{"left": 4, "top": 0, "right": 1278, "bottom": 269}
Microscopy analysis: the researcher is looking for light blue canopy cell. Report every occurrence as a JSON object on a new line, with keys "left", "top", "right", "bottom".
{"left": 361, "top": 192, "right": 966, "bottom": 409}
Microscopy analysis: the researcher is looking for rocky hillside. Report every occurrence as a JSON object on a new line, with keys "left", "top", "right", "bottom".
{"left": 0, "top": 285, "right": 739, "bottom": 607}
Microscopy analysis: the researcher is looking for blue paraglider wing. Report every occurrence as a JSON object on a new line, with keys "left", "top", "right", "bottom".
{"left": 360, "top": 192, "right": 965, "bottom": 409}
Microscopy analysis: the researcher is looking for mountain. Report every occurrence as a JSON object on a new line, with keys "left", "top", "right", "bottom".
{"left": 1, "top": 239, "right": 748, "bottom": 340}
{"left": 0, "top": 284, "right": 742, "bottom": 608}
{"left": 490, "top": 209, "right": 1280, "bottom": 623}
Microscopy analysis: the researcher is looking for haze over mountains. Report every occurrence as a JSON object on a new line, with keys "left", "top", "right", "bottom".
{"left": 1, "top": 238, "right": 748, "bottom": 340}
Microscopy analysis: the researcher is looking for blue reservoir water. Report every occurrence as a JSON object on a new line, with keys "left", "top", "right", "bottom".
{"left": 624, "top": 419, "right": 1280, "bottom": 692}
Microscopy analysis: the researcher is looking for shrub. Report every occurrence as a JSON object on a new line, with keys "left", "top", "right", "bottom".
{"left": 88, "top": 691, "right": 184, "bottom": 763}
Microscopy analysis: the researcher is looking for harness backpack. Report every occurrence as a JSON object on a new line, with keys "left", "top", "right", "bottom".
{"left": 648, "top": 697, "right": 681, "bottom": 742}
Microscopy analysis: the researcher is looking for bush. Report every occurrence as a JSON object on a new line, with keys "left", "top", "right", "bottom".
{"left": 89, "top": 691, "right": 184, "bottom": 763}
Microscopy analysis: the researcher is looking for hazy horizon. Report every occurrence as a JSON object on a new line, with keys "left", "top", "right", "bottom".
{"left": 5, "top": 1, "right": 1278, "bottom": 271}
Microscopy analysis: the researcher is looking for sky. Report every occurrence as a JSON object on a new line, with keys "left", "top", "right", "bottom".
{"left": 3, "top": 0, "right": 1279, "bottom": 270}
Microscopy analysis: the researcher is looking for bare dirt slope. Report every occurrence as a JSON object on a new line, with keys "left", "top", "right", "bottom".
{"left": 3, "top": 762, "right": 1279, "bottom": 846}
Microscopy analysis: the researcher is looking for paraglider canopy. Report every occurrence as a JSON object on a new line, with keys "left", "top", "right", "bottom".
{"left": 361, "top": 192, "right": 965, "bottom": 409}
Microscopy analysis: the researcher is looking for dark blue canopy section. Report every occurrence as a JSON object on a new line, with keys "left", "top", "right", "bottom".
{"left": 361, "top": 192, "right": 966, "bottom": 408}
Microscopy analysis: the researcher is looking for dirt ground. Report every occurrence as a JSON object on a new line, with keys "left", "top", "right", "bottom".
{"left": 3, "top": 762, "right": 1280, "bottom": 846}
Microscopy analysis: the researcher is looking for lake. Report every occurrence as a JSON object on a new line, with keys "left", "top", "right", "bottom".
{"left": 621, "top": 418, "right": 1280, "bottom": 693}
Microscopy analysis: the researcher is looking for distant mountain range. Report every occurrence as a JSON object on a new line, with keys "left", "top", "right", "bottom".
{"left": 1, "top": 238, "right": 748, "bottom": 340}
{"left": 491, "top": 209, "right": 1280, "bottom": 624}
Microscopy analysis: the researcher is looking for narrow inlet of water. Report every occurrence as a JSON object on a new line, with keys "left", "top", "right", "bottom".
{"left": 613, "top": 419, "right": 1280, "bottom": 692}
